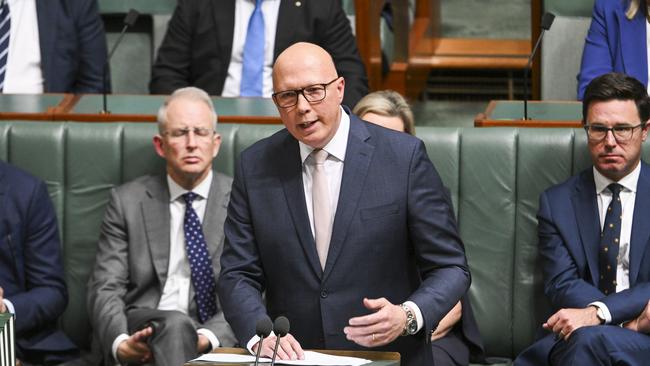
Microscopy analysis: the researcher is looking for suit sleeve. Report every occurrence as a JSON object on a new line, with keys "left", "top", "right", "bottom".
{"left": 538, "top": 191, "right": 607, "bottom": 310}
{"left": 70, "top": 0, "right": 108, "bottom": 93}
{"left": 86, "top": 188, "right": 131, "bottom": 361}
{"left": 9, "top": 180, "right": 68, "bottom": 336}
{"left": 318, "top": 1, "right": 368, "bottom": 108}
{"left": 406, "top": 140, "right": 471, "bottom": 336}
{"left": 577, "top": 0, "right": 612, "bottom": 100}
{"left": 217, "top": 157, "right": 269, "bottom": 345}
{"left": 149, "top": 1, "right": 193, "bottom": 94}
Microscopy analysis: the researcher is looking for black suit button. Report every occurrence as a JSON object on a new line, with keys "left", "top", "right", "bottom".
{"left": 320, "top": 290, "right": 328, "bottom": 298}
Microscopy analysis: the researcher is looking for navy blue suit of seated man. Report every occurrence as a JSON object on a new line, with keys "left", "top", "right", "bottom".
{"left": 217, "top": 42, "right": 471, "bottom": 366}
{"left": 0, "top": 160, "right": 79, "bottom": 365}
{"left": 516, "top": 72, "right": 650, "bottom": 366}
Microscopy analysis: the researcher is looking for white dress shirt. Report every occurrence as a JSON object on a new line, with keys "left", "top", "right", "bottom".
{"left": 589, "top": 163, "right": 639, "bottom": 324}
{"left": 111, "top": 171, "right": 220, "bottom": 361}
{"left": 222, "top": 0, "right": 280, "bottom": 97}
{"left": 3, "top": 0, "right": 43, "bottom": 93}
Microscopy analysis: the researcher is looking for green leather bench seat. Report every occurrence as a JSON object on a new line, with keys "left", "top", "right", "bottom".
{"left": 3, "top": 121, "right": 640, "bottom": 363}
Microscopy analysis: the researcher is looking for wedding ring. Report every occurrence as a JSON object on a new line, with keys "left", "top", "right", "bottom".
{"left": 372, "top": 333, "right": 376, "bottom": 341}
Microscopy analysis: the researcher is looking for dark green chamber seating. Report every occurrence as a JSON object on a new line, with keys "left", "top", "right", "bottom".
{"left": 4, "top": 121, "right": 645, "bottom": 364}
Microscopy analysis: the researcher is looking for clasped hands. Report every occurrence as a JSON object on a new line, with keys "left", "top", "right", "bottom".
{"left": 253, "top": 297, "right": 407, "bottom": 361}
{"left": 116, "top": 325, "right": 210, "bottom": 364}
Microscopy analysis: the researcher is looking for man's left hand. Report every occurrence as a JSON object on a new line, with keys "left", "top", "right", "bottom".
{"left": 197, "top": 334, "right": 211, "bottom": 353}
{"left": 543, "top": 306, "right": 600, "bottom": 340}
{"left": 344, "top": 298, "right": 406, "bottom": 347}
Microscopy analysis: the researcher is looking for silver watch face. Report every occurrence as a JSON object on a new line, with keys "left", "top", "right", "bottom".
{"left": 407, "top": 320, "right": 418, "bottom": 334}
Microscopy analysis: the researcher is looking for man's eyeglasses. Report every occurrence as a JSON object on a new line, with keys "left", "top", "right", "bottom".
{"left": 272, "top": 77, "right": 340, "bottom": 108}
{"left": 162, "top": 127, "right": 215, "bottom": 139}
{"left": 584, "top": 123, "right": 644, "bottom": 142}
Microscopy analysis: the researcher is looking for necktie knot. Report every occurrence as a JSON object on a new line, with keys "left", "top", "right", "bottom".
{"left": 183, "top": 192, "right": 198, "bottom": 205}
{"left": 312, "top": 149, "right": 329, "bottom": 165}
{"left": 608, "top": 183, "right": 622, "bottom": 197}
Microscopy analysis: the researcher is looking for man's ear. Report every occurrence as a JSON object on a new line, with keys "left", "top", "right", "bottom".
{"left": 153, "top": 135, "right": 165, "bottom": 158}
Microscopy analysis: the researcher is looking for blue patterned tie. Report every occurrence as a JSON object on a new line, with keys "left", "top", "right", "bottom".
{"left": 598, "top": 183, "right": 622, "bottom": 295}
{"left": 183, "top": 192, "right": 218, "bottom": 323}
{"left": 240, "top": 0, "right": 264, "bottom": 96}
{"left": 0, "top": 1, "right": 10, "bottom": 92}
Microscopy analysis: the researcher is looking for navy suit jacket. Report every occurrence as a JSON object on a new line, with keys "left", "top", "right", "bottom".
{"left": 0, "top": 161, "right": 77, "bottom": 359}
{"left": 516, "top": 163, "right": 650, "bottom": 365}
{"left": 36, "top": 0, "right": 107, "bottom": 93}
{"left": 150, "top": 0, "right": 368, "bottom": 107}
{"left": 218, "top": 112, "right": 470, "bottom": 365}
{"left": 577, "top": 0, "right": 647, "bottom": 100}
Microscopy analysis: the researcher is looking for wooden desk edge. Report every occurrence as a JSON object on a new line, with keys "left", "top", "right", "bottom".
{"left": 474, "top": 119, "right": 582, "bottom": 128}
{"left": 54, "top": 113, "right": 282, "bottom": 124}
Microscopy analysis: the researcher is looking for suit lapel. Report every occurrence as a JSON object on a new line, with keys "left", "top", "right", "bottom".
{"left": 571, "top": 170, "right": 601, "bottom": 286}
{"left": 279, "top": 134, "right": 323, "bottom": 278}
{"left": 203, "top": 172, "right": 229, "bottom": 258}
{"left": 35, "top": 0, "right": 55, "bottom": 91}
{"left": 629, "top": 163, "right": 650, "bottom": 284}
{"left": 617, "top": 5, "right": 648, "bottom": 85}
{"left": 212, "top": 0, "right": 236, "bottom": 71}
{"left": 141, "top": 176, "right": 171, "bottom": 287}
{"left": 323, "top": 116, "right": 374, "bottom": 281}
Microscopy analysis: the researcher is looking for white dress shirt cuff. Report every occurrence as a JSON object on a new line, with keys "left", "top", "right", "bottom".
{"left": 111, "top": 333, "right": 130, "bottom": 364}
{"left": 197, "top": 328, "right": 220, "bottom": 351}
{"left": 3, "top": 299, "right": 15, "bottom": 315}
{"left": 403, "top": 301, "right": 424, "bottom": 332}
{"left": 589, "top": 301, "right": 612, "bottom": 324}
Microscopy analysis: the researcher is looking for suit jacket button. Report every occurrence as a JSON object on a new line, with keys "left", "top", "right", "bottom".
{"left": 320, "top": 290, "right": 328, "bottom": 298}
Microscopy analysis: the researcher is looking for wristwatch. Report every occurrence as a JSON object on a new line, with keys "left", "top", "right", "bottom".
{"left": 400, "top": 304, "right": 418, "bottom": 336}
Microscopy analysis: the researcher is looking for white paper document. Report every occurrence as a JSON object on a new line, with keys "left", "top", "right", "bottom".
{"left": 191, "top": 350, "right": 372, "bottom": 365}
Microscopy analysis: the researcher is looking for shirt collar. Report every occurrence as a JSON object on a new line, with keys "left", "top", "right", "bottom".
{"left": 593, "top": 162, "right": 641, "bottom": 194}
{"left": 167, "top": 170, "right": 213, "bottom": 202}
{"left": 299, "top": 106, "right": 350, "bottom": 164}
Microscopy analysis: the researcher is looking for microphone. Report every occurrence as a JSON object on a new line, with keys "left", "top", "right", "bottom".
{"left": 101, "top": 9, "right": 140, "bottom": 114}
{"left": 523, "top": 12, "right": 555, "bottom": 120}
{"left": 270, "top": 316, "right": 290, "bottom": 366}
{"left": 254, "top": 316, "right": 273, "bottom": 366}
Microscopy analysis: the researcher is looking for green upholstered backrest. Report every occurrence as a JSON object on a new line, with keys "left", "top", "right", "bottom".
{"left": 544, "top": 0, "right": 595, "bottom": 17}
{"left": 540, "top": 0, "right": 595, "bottom": 100}
{"left": 99, "top": 0, "right": 178, "bottom": 94}
{"left": 3, "top": 121, "right": 649, "bottom": 359}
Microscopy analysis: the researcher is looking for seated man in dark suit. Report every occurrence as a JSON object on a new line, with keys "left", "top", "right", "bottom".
{"left": 87, "top": 87, "right": 235, "bottom": 366}
{"left": 149, "top": 0, "right": 368, "bottom": 107}
{"left": 0, "top": 160, "right": 78, "bottom": 364}
{"left": 0, "top": 0, "right": 107, "bottom": 93}
{"left": 516, "top": 72, "right": 650, "bottom": 365}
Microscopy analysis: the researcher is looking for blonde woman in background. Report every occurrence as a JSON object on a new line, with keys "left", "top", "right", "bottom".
{"left": 354, "top": 90, "right": 485, "bottom": 366}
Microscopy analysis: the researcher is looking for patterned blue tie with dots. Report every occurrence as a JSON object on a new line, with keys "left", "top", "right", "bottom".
{"left": 183, "top": 192, "right": 217, "bottom": 323}
{"left": 598, "top": 183, "right": 622, "bottom": 295}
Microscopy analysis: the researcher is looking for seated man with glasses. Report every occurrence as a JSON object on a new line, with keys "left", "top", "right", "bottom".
{"left": 218, "top": 42, "right": 470, "bottom": 366}
{"left": 87, "top": 87, "right": 236, "bottom": 366}
{"left": 516, "top": 72, "right": 650, "bottom": 365}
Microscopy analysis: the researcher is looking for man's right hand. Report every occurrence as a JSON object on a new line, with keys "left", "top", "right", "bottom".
{"left": 117, "top": 326, "right": 154, "bottom": 364}
{"left": 253, "top": 333, "right": 304, "bottom": 361}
